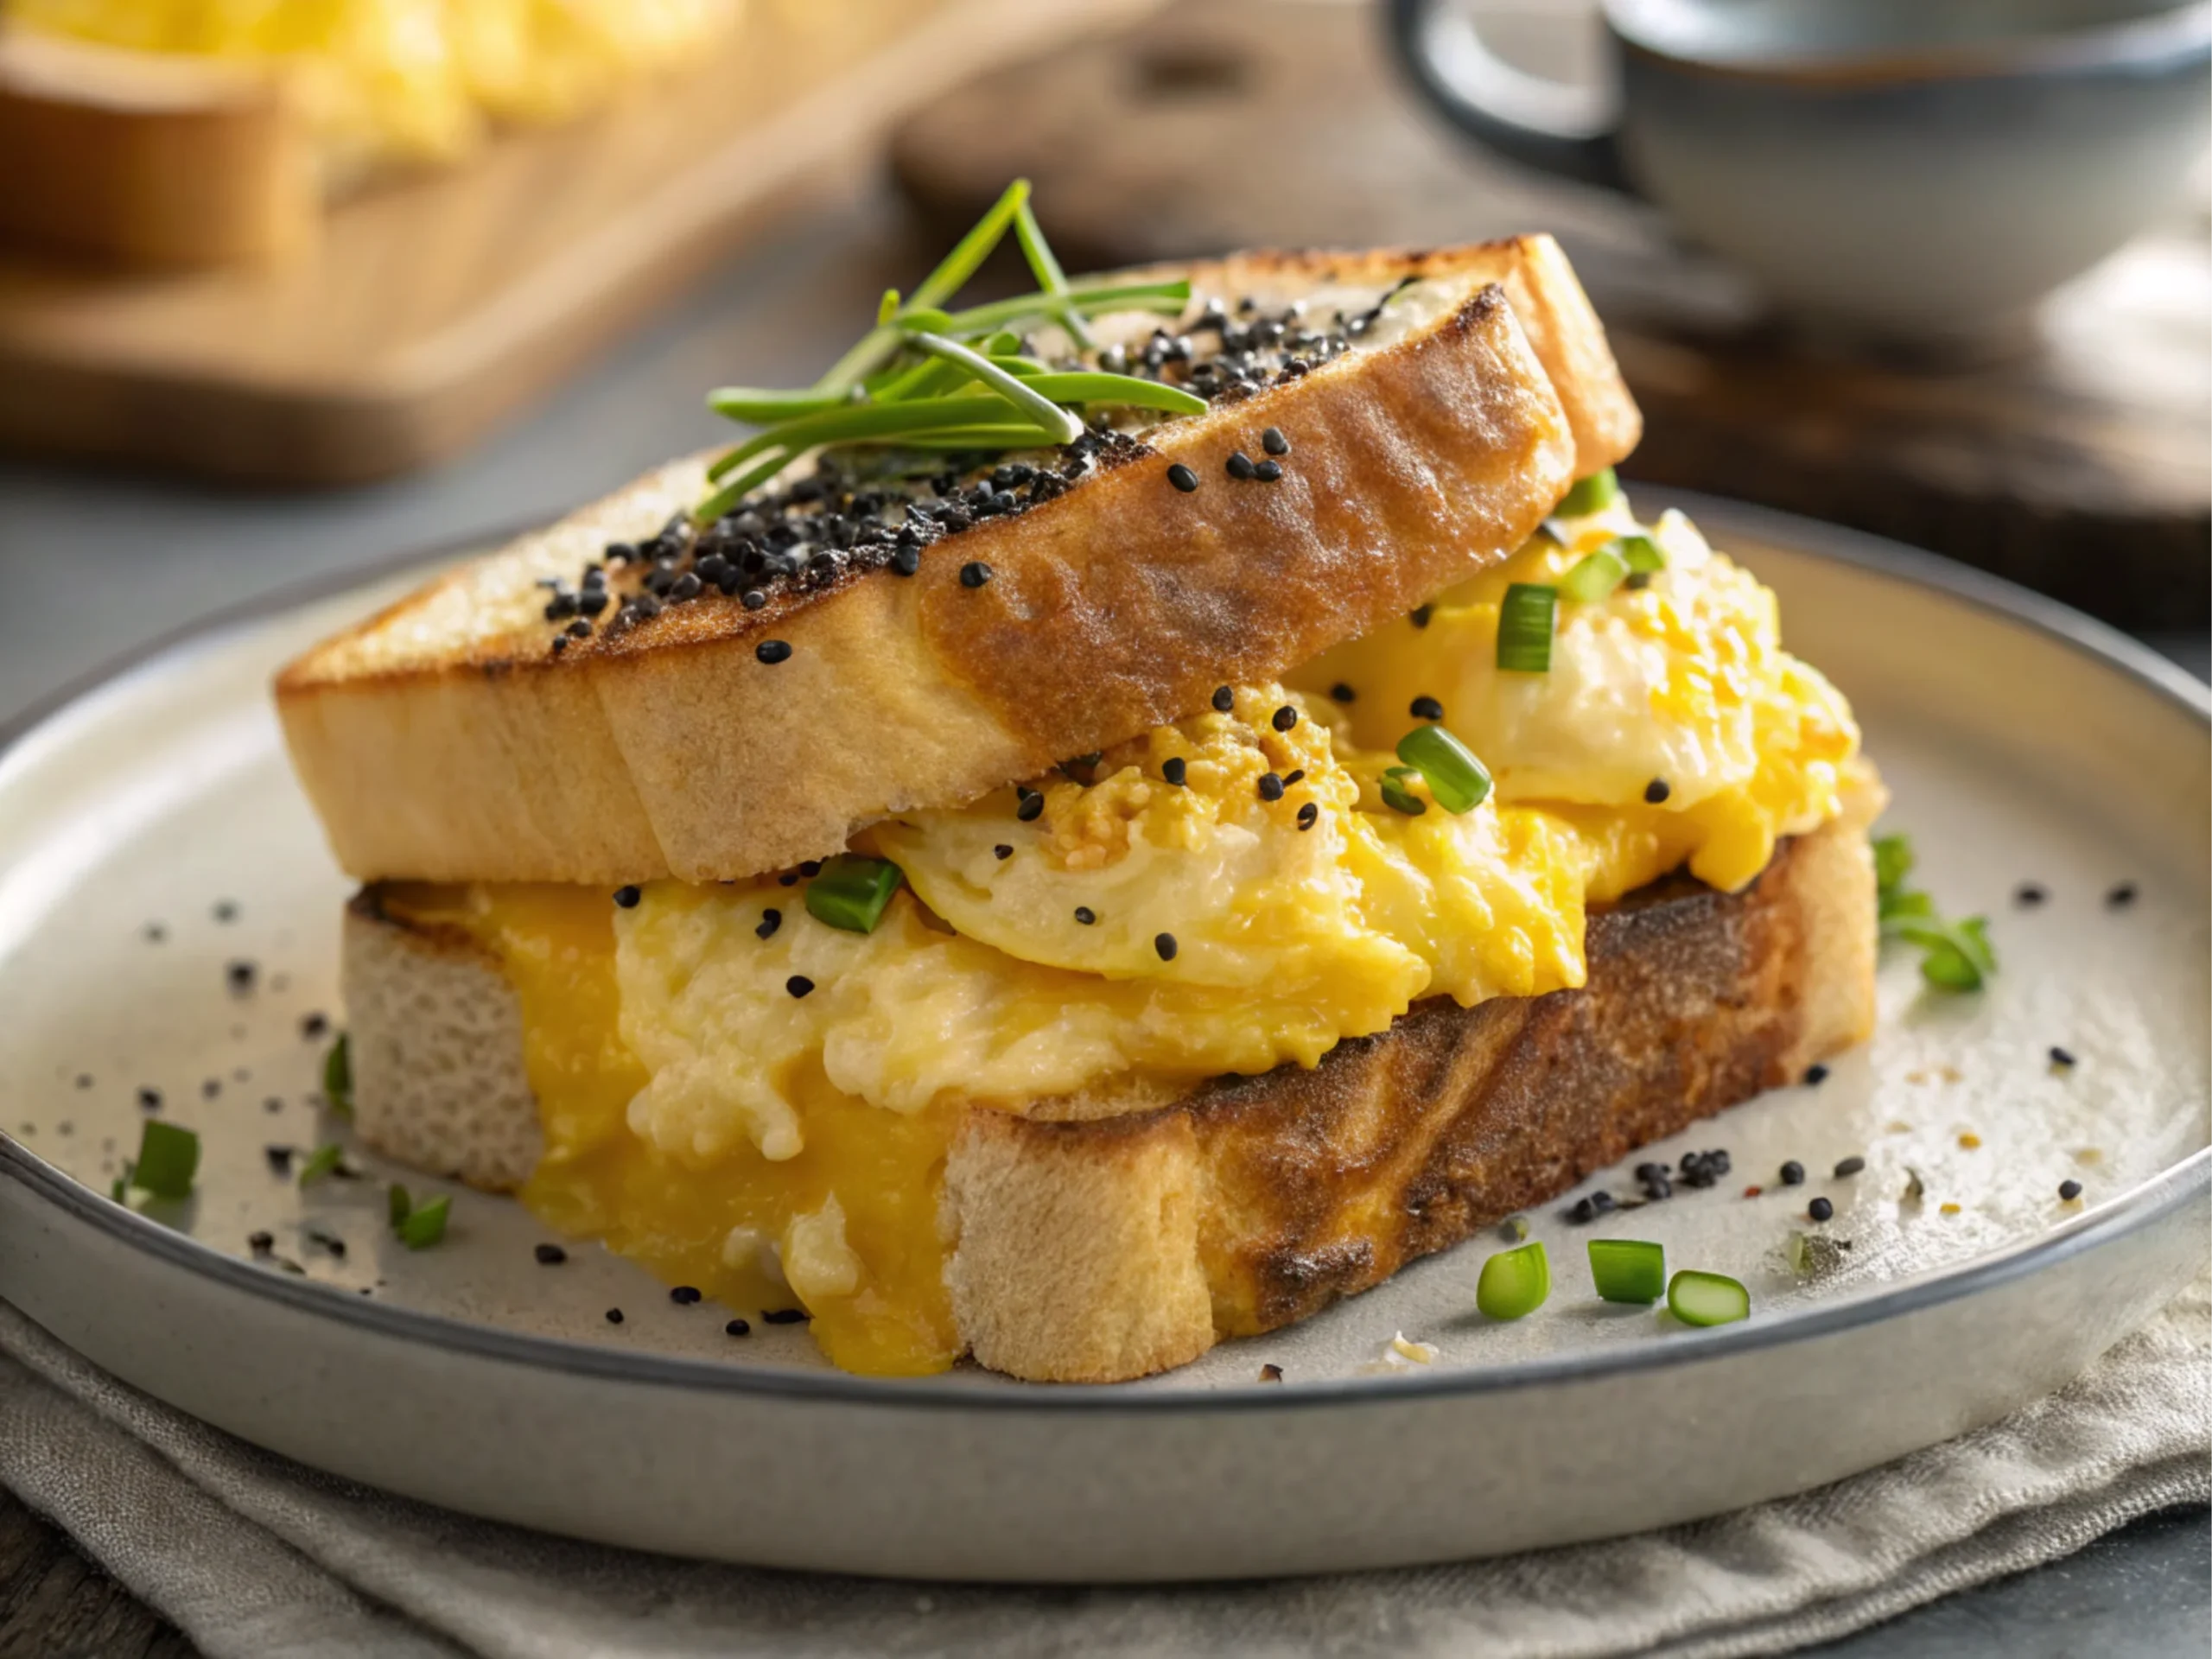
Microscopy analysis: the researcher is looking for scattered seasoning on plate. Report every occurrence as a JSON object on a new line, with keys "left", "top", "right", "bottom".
{"left": 726, "top": 1319, "right": 752, "bottom": 1337}
{"left": 1957, "top": 1131, "right": 1982, "bottom": 1149}
{"left": 201, "top": 1078, "right": 222, "bottom": 1100}
{"left": 2105, "top": 881, "right": 2138, "bottom": 908}
{"left": 2058, "top": 1179, "right": 2084, "bottom": 1202}
{"left": 142, "top": 923, "right": 166, "bottom": 944}
{"left": 213, "top": 900, "right": 238, "bottom": 923}
{"left": 535, "top": 1243, "right": 567, "bottom": 1265}
{"left": 1166, "top": 462, "right": 1199, "bottom": 493}
{"left": 2014, "top": 882, "right": 2047, "bottom": 907}
{"left": 606, "top": 1308, "right": 626, "bottom": 1325}
{"left": 613, "top": 886, "right": 642, "bottom": 909}
{"left": 2049, "top": 1046, "right": 2076, "bottom": 1070}
{"left": 301, "top": 1012, "right": 329, "bottom": 1039}
{"left": 264, "top": 1145, "right": 294, "bottom": 1176}
{"left": 1803, "top": 1063, "right": 1829, "bottom": 1086}
{"left": 1258, "top": 1363, "right": 1284, "bottom": 1382}
{"left": 1808, "top": 1197, "right": 1834, "bottom": 1223}
{"left": 1742, "top": 1185, "right": 1763, "bottom": 1198}
{"left": 1637, "top": 1162, "right": 1673, "bottom": 1202}
{"left": 1939, "top": 1202, "right": 1961, "bottom": 1216}
{"left": 73, "top": 1073, "right": 92, "bottom": 1090}
{"left": 1498, "top": 1216, "right": 1529, "bottom": 1242}
{"left": 671, "top": 1286, "right": 702, "bottom": 1306}
{"left": 247, "top": 1231, "right": 274, "bottom": 1255}
{"left": 1833, "top": 1155, "right": 1866, "bottom": 1178}
{"left": 1778, "top": 1160, "right": 1805, "bottom": 1186}
{"left": 137, "top": 1087, "right": 161, "bottom": 1112}
{"left": 762, "top": 1308, "right": 808, "bottom": 1325}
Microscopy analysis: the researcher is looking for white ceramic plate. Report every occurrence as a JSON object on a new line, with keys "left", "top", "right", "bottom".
{"left": 0, "top": 491, "right": 2205, "bottom": 1581}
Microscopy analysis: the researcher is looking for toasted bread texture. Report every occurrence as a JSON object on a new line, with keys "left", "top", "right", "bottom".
{"left": 340, "top": 817, "right": 1873, "bottom": 1382}
{"left": 278, "top": 238, "right": 1640, "bottom": 888}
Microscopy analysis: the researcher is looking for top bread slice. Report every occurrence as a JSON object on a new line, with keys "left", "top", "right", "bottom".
{"left": 276, "top": 237, "right": 1641, "bottom": 887}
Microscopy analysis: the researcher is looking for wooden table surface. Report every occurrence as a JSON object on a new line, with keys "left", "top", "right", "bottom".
{"left": 0, "top": 174, "right": 2206, "bottom": 1659}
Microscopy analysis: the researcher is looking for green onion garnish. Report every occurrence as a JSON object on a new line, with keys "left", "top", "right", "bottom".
{"left": 1668, "top": 1269, "right": 1751, "bottom": 1327}
{"left": 1556, "top": 467, "right": 1618, "bottom": 518}
{"left": 1393, "top": 725, "right": 1491, "bottom": 814}
{"left": 1588, "top": 1238, "right": 1666, "bottom": 1305}
{"left": 110, "top": 1166, "right": 130, "bottom": 1203}
{"left": 130, "top": 1121, "right": 199, "bottom": 1199}
{"left": 297, "top": 1142, "right": 345, "bottom": 1187}
{"left": 396, "top": 1194, "right": 451, "bottom": 1250}
{"left": 804, "top": 855, "right": 906, "bottom": 934}
{"left": 1560, "top": 547, "right": 1627, "bottom": 603}
{"left": 322, "top": 1033, "right": 352, "bottom": 1117}
{"left": 1477, "top": 1239, "right": 1550, "bottom": 1320}
{"left": 1378, "top": 766, "right": 1427, "bottom": 817}
{"left": 1496, "top": 583, "right": 1557, "bottom": 673}
{"left": 388, "top": 1183, "right": 412, "bottom": 1227}
{"left": 1872, "top": 830, "right": 1996, "bottom": 989}
{"left": 1873, "top": 832, "right": 1914, "bottom": 895}
{"left": 1611, "top": 532, "right": 1665, "bottom": 575}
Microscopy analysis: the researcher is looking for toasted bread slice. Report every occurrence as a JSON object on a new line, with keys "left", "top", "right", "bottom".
{"left": 340, "top": 817, "right": 1873, "bottom": 1382}
{"left": 277, "top": 238, "right": 1640, "bottom": 888}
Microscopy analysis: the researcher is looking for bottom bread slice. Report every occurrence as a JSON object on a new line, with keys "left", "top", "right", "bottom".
{"left": 343, "top": 816, "right": 1875, "bottom": 1382}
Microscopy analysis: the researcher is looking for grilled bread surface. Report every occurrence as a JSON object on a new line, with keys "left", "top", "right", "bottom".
{"left": 278, "top": 238, "right": 1640, "bottom": 888}
{"left": 341, "top": 817, "right": 1874, "bottom": 1382}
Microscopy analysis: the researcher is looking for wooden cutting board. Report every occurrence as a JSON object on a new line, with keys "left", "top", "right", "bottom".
{"left": 891, "top": 0, "right": 2210, "bottom": 632}
{"left": 0, "top": 0, "right": 1153, "bottom": 488}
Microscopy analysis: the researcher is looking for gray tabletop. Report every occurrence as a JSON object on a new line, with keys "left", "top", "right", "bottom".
{"left": 0, "top": 181, "right": 2204, "bottom": 1659}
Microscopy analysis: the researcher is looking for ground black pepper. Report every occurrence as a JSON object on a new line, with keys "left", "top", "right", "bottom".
{"left": 536, "top": 1243, "right": 567, "bottom": 1265}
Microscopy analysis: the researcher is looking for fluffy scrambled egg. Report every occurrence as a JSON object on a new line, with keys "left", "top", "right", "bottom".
{"left": 391, "top": 493, "right": 1863, "bottom": 1376}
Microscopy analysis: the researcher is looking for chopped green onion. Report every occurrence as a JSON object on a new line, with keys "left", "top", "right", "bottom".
{"left": 388, "top": 1183, "right": 412, "bottom": 1227}
{"left": 940, "top": 278, "right": 1189, "bottom": 339}
{"left": 909, "top": 179, "right": 1031, "bottom": 313}
{"left": 1477, "top": 1239, "right": 1550, "bottom": 1320}
{"left": 1878, "top": 887, "right": 1936, "bottom": 935}
{"left": 322, "top": 1033, "right": 352, "bottom": 1117}
{"left": 703, "top": 386, "right": 857, "bottom": 423}
{"left": 1588, "top": 1238, "right": 1666, "bottom": 1304}
{"left": 1668, "top": 1268, "right": 1751, "bottom": 1327}
{"left": 838, "top": 425, "right": 1072, "bottom": 454}
{"left": 1497, "top": 583, "right": 1557, "bottom": 673}
{"left": 1610, "top": 532, "right": 1665, "bottom": 575}
{"left": 1556, "top": 467, "right": 1618, "bottom": 518}
{"left": 1378, "top": 766, "right": 1427, "bottom": 817}
{"left": 396, "top": 1194, "right": 450, "bottom": 1250}
{"left": 298, "top": 1142, "right": 345, "bottom": 1187}
{"left": 805, "top": 855, "right": 906, "bottom": 934}
{"left": 131, "top": 1121, "right": 199, "bottom": 1199}
{"left": 110, "top": 1166, "right": 131, "bottom": 1203}
{"left": 1872, "top": 833, "right": 1914, "bottom": 896}
{"left": 1896, "top": 915, "right": 1996, "bottom": 991}
{"left": 1561, "top": 547, "right": 1628, "bottom": 603}
{"left": 1020, "top": 373, "right": 1207, "bottom": 414}
{"left": 1014, "top": 196, "right": 1095, "bottom": 349}
{"left": 1394, "top": 725, "right": 1491, "bottom": 814}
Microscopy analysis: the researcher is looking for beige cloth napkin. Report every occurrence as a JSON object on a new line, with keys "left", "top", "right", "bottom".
{"left": 1, "top": 1281, "right": 2205, "bottom": 1659}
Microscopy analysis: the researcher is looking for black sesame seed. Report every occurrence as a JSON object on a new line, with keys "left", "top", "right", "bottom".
{"left": 669, "top": 572, "right": 702, "bottom": 601}
{"left": 891, "top": 545, "right": 920, "bottom": 577}
{"left": 1154, "top": 932, "right": 1179, "bottom": 962}
{"left": 1016, "top": 788, "right": 1045, "bottom": 823}
{"left": 1808, "top": 1197, "right": 1834, "bottom": 1222}
{"left": 761, "top": 1307, "right": 809, "bottom": 1325}
{"left": 1409, "top": 605, "right": 1433, "bottom": 630}
{"left": 1262, "top": 427, "right": 1289, "bottom": 456}
{"left": 1569, "top": 1196, "right": 1596, "bottom": 1224}
{"left": 741, "top": 589, "right": 768, "bottom": 610}
{"left": 2014, "top": 882, "right": 2047, "bottom": 907}
{"left": 1297, "top": 802, "right": 1319, "bottom": 830}
{"left": 578, "top": 588, "right": 611, "bottom": 615}
{"left": 1074, "top": 906, "right": 1096, "bottom": 925}
{"left": 1329, "top": 683, "right": 1356, "bottom": 703}
{"left": 1410, "top": 696, "right": 1444, "bottom": 721}
{"left": 1282, "top": 768, "right": 1304, "bottom": 785}
{"left": 201, "top": 1078, "right": 221, "bottom": 1100}
{"left": 1804, "top": 1063, "right": 1829, "bottom": 1085}
{"left": 142, "top": 923, "right": 166, "bottom": 943}
{"left": 725, "top": 1318, "right": 752, "bottom": 1337}
{"left": 613, "top": 886, "right": 642, "bottom": 909}
{"left": 137, "top": 1087, "right": 161, "bottom": 1111}
{"left": 226, "top": 960, "right": 257, "bottom": 993}
{"left": 264, "top": 1145, "right": 293, "bottom": 1175}
{"left": 671, "top": 1285, "right": 702, "bottom": 1306}
{"left": 550, "top": 637, "right": 569, "bottom": 656}
{"left": 248, "top": 1230, "right": 274, "bottom": 1254}
{"left": 1254, "top": 460, "right": 1283, "bottom": 483}
{"left": 2050, "top": 1045, "right": 2076, "bottom": 1068}
{"left": 73, "top": 1074, "right": 91, "bottom": 1090}
{"left": 756, "top": 639, "right": 792, "bottom": 664}
{"left": 565, "top": 620, "right": 592, "bottom": 639}
{"left": 535, "top": 1243, "right": 567, "bottom": 1265}
{"left": 1211, "top": 685, "right": 1235, "bottom": 713}
{"left": 1258, "top": 772, "right": 1286, "bottom": 802}
{"left": 993, "top": 844, "right": 1014, "bottom": 860}
{"left": 1834, "top": 1155, "right": 1866, "bottom": 1178}
{"left": 213, "top": 900, "right": 239, "bottom": 923}
{"left": 1162, "top": 757, "right": 1188, "bottom": 786}
{"left": 1643, "top": 779, "right": 1672, "bottom": 804}
{"left": 2059, "top": 1179, "right": 2084, "bottom": 1201}
{"left": 2106, "top": 881, "right": 2138, "bottom": 908}
{"left": 798, "top": 860, "right": 822, "bottom": 877}
{"left": 1779, "top": 1160, "right": 1806, "bottom": 1185}
{"left": 606, "top": 1308, "right": 625, "bottom": 1325}
{"left": 959, "top": 561, "right": 994, "bottom": 588}
{"left": 1167, "top": 463, "right": 1199, "bottom": 493}
{"left": 1226, "top": 451, "right": 1257, "bottom": 480}
{"left": 786, "top": 975, "right": 815, "bottom": 999}
{"left": 756, "top": 908, "right": 782, "bottom": 940}
{"left": 1271, "top": 704, "right": 1298, "bottom": 733}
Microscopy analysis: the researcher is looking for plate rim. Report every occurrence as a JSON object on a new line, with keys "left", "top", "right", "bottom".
{"left": 2, "top": 489, "right": 2205, "bottom": 1414}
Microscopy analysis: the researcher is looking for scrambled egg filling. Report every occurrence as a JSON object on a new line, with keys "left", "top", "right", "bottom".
{"left": 389, "top": 495, "right": 1861, "bottom": 1375}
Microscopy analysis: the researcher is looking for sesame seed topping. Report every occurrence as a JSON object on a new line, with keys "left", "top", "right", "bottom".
{"left": 960, "top": 561, "right": 994, "bottom": 588}
{"left": 1162, "top": 757, "right": 1188, "bottom": 787}
{"left": 1211, "top": 685, "right": 1235, "bottom": 713}
{"left": 1282, "top": 768, "right": 1304, "bottom": 785}
{"left": 993, "top": 844, "right": 1014, "bottom": 860}
{"left": 1226, "top": 451, "right": 1257, "bottom": 480}
{"left": 1271, "top": 704, "right": 1297, "bottom": 732}
{"left": 671, "top": 1286, "right": 702, "bottom": 1306}
{"left": 1254, "top": 459, "right": 1282, "bottom": 482}
{"left": 248, "top": 1230, "right": 274, "bottom": 1254}
{"left": 613, "top": 886, "right": 642, "bottom": 908}
{"left": 1297, "top": 802, "right": 1319, "bottom": 830}
{"left": 1643, "top": 779, "right": 1671, "bottom": 804}
{"left": 1409, "top": 605, "right": 1433, "bottom": 630}
{"left": 786, "top": 975, "right": 816, "bottom": 999}
{"left": 535, "top": 1243, "right": 567, "bottom": 1264}
{"left": 1262, "top": 428, "right": 1289, "bottom": 456}
{"left": 741, "top": 589, "right": 768, "bottom": 610}
{"left": 2015, "top": 882, "right": 2047, "bottom": 906}
{"left": 1779, "top": 1160, "right": 1805, "bottom": 1185}
{"left": 137, "top": 1087, "right": 161, "bottom": 1111}
{"left": 1834, "top": 1155, "right": 1866, "bottom": 1178}
{"left": 1804, "top": 1063, "right": 1829, "bottom": 1085}
{"left": 1329, "top": 683, "right": 1356, "bottom": 703}
{"left": 891, "top": 546, "right": 920, "bottom": 577}
{"left": 606, "top": 1308, "right": 625, "bottom": 1325}
{"left": 1074, "top": 906, "right": 1096, "bottom": 925}
{"left": 1016, "top": 787, "right": 1044, "bottom": 823}
{"left": 1167, "top": 462, "right": 1199, "bottom": 493}
{"left": 1154, "top": 932, "right": 1179, "bottom": 962}
{"left": 756, "top": 639, "right": 792, "bottom": 664}
{"left": 2106, "top": 881, "right": 2138, "bottom": 908}
{"left": 1259, "top": 1363, "right": 1284, "bottom": 1382}
{"left": 762, "top": 1307, "right": 808, "bottom": 1324}
{"left": 1808, "top": 1197, "right": 1834, "bottom": 1222}
{"left": 1258, "top": 772, "right": 1285, "bottom": 802}
{"left": 755, "top": 908, "right": 782, "bottom": 939}
{"left": 2059, "top": 1179, "right": 2084, "bottom": 1201}
{"left": 1410, "top": 696, "right": 1444, "bottom": 721}
{"left": 726, "top": 1318, "right": 752, "bottom": 1336}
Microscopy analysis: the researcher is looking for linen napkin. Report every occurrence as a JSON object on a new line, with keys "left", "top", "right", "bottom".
{"left": 1, "top": 1279, "right": 2204, "bottom": 1659}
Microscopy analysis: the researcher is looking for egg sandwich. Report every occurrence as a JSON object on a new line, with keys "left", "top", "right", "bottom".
{"left": 276, "top": 190, "right": 1879, "bottom": 1381}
